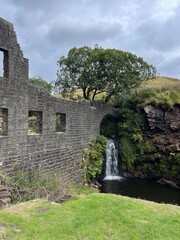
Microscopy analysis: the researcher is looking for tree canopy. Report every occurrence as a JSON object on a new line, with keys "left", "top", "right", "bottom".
{"left": 29, "top": 76, "right": 52, "bottom": 94}
{"left": 54, "top": 45, "right": 157, "bottom": 102}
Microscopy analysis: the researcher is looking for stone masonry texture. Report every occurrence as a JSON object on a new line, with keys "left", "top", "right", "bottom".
{"left": 0, "top": 17, "right": 116, "bottom": 183}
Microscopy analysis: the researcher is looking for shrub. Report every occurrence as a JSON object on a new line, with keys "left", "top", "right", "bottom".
{"left": 120, "top": 137, "right": 136, "bottom": 172}
{"left": 139, "top": 88, "right": 180, "bottom": 108}
{"left": 83, "top": 135, "right": 107, "bottom": 182}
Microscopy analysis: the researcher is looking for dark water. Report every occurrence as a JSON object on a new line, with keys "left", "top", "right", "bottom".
{"left": 101, "top": 178, "right": 180, "bottom": 205}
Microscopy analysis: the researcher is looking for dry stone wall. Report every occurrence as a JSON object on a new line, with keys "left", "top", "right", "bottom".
{"left": 0, "top": 17, "right": 115, "bottom": 183}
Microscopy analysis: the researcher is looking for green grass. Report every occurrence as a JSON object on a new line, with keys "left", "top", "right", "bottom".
{"left": 0, "top": 194, "right": 179, "bottom": 240}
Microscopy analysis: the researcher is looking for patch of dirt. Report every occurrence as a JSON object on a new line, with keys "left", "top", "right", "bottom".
{"left": 37, "top": 207, "right": 50, "bottom": 214}
{"left": 0, "top": 222, "right": 21, "bottom": 232}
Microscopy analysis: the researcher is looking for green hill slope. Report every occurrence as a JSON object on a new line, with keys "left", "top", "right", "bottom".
{"left": 142, "top": 76, "right": 180, "bottom": 90}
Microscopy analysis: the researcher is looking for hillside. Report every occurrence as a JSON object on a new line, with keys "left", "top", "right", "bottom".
{"left": 142, "top": 76, "right": 180, "bottom": 90}
{"left": 54, "top": 76, "right": 180, "bottom": 101}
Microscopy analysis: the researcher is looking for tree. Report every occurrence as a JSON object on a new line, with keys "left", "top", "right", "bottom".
{"left": 54, "top": 45, "right": 157, "bottom": 102}
{"left": 29, "top": 76, "right": 52, "bottom": 94}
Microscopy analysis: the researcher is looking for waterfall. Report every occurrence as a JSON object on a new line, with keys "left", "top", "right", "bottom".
{"left": 104, "top": 139, "right": 122, "bottom": 180}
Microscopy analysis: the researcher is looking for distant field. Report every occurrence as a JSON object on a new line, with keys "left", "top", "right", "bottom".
{"left": 142, "top": 76, "right": 180, "bottom": 89}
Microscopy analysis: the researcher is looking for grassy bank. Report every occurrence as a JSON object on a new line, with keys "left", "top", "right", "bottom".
{"left": 0, "top": 193, "right": 179, "bottom": 240}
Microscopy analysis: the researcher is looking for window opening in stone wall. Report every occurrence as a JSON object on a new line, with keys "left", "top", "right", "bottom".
{"left": 0, "top": 48, "right": 9, "bottom": 78}
{"left": 28, "top": 111, "right": 42, "bottom": 134}
{"left": 55, "top": 113, "right": 66, "bottom": 132}
{"left": 0, "top": 108, "right": 8, "bottom": 136}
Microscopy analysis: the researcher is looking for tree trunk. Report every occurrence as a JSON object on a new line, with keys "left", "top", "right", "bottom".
{"left": 92, "top": 89, "right": 97, "bottom": 100}
{"left": 105, "top": 94, "right": 112, "bottom": 102}
{"left": 86, "top": 88, "right": 91, "bottom": 100}
{"left": 83, "top": 87, "right": 87, "bottom": 99}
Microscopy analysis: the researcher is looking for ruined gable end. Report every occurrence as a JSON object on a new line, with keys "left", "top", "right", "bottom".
{"left": 0, "top": 17, "right": 28, "bottom": 85}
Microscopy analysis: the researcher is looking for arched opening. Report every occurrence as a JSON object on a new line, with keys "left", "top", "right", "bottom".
{"left": 100, "top": 114, "right": 118, "bottom": 138}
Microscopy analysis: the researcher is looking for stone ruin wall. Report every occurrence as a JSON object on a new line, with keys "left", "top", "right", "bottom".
{"left": 0, "top": 17, "right": 115, "bottom": 185}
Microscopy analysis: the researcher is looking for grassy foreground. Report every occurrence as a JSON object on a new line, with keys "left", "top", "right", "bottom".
{"left": 0, "top": 193, "right": 179, "bottom": 240}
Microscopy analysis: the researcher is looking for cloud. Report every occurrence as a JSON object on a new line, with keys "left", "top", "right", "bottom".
{"left": 47, "top": 21, "right": 121, "bottom": 48}
{"left": 0, "top": 0, "right": 180, "bottom": 80}
{"left": 136, "top": 6, "right": 180, "bottom": 52}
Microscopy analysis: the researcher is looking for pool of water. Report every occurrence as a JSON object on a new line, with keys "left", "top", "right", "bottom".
{"left": 101, "top": 178, "right": 180, "bottom": 205}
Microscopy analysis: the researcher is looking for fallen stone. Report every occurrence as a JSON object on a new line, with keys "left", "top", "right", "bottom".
{"left": 157, "top": 178, "right": 180, "bottom": 189}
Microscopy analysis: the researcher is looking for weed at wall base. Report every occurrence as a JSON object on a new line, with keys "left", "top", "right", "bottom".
{"left": 10, "top": 170, "right": 71, "bottom": 204}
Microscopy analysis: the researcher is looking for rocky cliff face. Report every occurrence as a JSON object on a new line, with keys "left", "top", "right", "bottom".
{"left": 142, "top": 104, "right": 180, "bottom": 183}
{"left": 144, "top": 104, "right": 180, "bottom": 153}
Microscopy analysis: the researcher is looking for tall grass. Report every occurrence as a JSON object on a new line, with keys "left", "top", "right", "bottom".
{"left": 10, "top": 170, "right": 72, "bottom": 204}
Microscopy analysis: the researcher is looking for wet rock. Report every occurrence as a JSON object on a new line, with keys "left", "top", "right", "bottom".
{"left": 144, "top": 105, "right": 180, "bottom": 133}
{"left": 170, "top": 121, "right": 180, "bottom": 130}
{"left": 89, "top": 180, "right": 102, "bottom": 188}
{"left": 157, "top": 178, "right": 180, "bottom": 189}
{"left": 122, "top": 172, "right": 132, "bottom": 178}
{"left": 133, "top": 171, "right": 147, "bottom": 178}
{"left": 144, "top": 105, "right": 180, "bottom": 155}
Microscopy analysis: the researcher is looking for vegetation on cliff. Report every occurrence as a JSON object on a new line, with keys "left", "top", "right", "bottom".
{"left": 114, "top": 85, "right": 180, "bottom": 182}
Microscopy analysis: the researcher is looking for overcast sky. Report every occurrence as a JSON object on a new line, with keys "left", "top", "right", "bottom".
{"left": 1, "top": 0, "right": 180, "bottom": 82}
